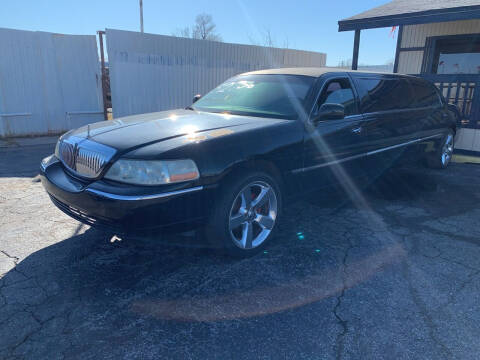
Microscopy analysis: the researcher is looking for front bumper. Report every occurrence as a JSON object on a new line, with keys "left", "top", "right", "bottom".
{"left": 40, "top": 156, "right": 212, "bottom": 234}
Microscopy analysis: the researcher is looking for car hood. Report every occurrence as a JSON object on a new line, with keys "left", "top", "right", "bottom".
{"left": 65, "top": 109, "right": 276, "bottom": 152}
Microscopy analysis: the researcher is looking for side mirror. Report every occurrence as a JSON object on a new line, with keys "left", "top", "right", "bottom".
{"left": 192, "top": 94, "right": 202, "bottom": 103}
{"left": 314, "top": 103, "right": 345, "bottom": 122}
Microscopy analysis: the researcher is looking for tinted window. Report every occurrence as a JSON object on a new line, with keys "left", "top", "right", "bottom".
{"left": 192, "top": 74, "right": 315, "bottom": 119}
{"left": 314, "top": 78, "right": 356, "bottom": 117}
{"left": 355, "top": 77, "right": 414, "bottom": 113}
{"left": 409, "top": 79, "right": 441, "bottom": 108}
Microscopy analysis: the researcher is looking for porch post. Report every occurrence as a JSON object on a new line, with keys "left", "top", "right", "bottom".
{"left": 352, "top": 30, "right": 361, "bottom": 70}
{"left": 393, "top": 25, "right": 403, "bottom": 73}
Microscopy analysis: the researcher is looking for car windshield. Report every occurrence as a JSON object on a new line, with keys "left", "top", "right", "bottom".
{"left": 192, "top": 74, "right": 315, "bottom": 119}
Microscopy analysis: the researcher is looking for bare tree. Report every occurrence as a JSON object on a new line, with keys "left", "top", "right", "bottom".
{"left": 172, "top": 13, "right": 222, "bottom": 41}
{"left": 172, "top": 26, "right": 191, "bottom": 38}
{"left": 261, "top": 29, "right": 275, "bottom": 47}
{"left": 192, "top": 13, "right": 222, "bottom": 41}
{"left": 337, "top": 58, "right": 352, "bottom": 68}
{"left": 248, "top": 28, "right": 289, "bottom": 48}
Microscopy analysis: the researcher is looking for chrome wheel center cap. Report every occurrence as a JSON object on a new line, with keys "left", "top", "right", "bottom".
{"left": 247, "top": 209, "right": 256, "bottom": 221}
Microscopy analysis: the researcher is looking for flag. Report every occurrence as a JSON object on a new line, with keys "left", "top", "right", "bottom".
{"left": 389, "top": 26, "right": 397, "bottom": 37}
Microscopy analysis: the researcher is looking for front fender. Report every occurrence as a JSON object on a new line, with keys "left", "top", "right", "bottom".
{"left": 161, "top": 120, "right": 304, "bottom": 189}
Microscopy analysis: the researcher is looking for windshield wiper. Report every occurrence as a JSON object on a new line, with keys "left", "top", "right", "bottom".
{"left": 185, "top": 106, "right": 195, "bottom": 111}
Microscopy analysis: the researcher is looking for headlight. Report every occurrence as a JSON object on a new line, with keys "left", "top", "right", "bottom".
{"left": 104, "top": 159, "right": 200, "bottom": 185}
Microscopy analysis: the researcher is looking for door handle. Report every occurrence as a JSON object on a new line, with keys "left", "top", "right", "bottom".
{"left": 352, "top": 126, "right": 362, "bottom": 134}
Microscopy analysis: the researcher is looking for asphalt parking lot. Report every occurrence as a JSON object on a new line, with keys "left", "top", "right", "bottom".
{"left": 1, "top": 143, "right": 480, "bottom": 359}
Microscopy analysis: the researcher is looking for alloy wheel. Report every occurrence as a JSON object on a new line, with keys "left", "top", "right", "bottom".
{"left": 228, "top": 181, "right": 278, "bottom": 249}
{"left": 441, "top": 134, "right": 454, "bottom": 166}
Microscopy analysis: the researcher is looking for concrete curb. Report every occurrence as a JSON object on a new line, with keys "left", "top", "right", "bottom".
{"left": 452, "top": 154, "right": 480, "bottom": 164}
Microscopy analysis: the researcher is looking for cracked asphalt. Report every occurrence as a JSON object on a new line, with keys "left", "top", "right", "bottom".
{"left": 1, "top": 143, "right": 480, "bottom": 359}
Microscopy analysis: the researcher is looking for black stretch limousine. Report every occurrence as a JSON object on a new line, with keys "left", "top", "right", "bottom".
{"left": 40, "top": 68, "right": 457, "bottom": 256}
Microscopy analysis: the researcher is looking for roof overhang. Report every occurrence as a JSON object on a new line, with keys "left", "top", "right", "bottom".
{"left": 338, "top": 5, "right": 480, "bottom": 31}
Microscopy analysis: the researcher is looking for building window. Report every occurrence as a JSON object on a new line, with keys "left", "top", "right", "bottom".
{"left": 432, "top": 36, "right": 480, "bottom": 74}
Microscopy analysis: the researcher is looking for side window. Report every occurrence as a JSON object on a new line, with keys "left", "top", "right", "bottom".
{"left": 314, "top": 78, "right": 357, "bottom": 117}
{"left": 409, "top": 79, "right": 442, "bottom": 108}
{"left": 355, "top": 77, "right": 414, "bottom": 113}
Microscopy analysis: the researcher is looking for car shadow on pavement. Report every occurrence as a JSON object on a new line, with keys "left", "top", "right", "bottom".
{"left": 303, "top": 165, "right": 440, "bottom": 212}
{"left": 2, "top": 164, "right": 480, "bottom": 358}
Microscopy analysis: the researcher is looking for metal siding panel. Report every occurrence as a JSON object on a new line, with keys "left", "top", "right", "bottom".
{"left": 0, "top": 28, "right": 103, "bottom": 137}
{"left": 106, "top": 29, "right": 326, "bottom": 118}
{"left": 0, "top": 29, "right": 44, "bottom": 136}
{"left": 50, "top": 34, "right": 104, "bottom": 130}
{"left": 397, "top": 50, "right": 424, "bottom": 74}
{"left": 401, "top": 19, "right": 480, "bottom": 48}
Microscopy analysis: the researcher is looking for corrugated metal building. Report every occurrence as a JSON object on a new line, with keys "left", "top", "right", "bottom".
{"left": 339, "top": 0, "right": 480, "bottom": 153}
{"left": 106, "top": 29, "right": 327, "bottom": 118}
{"left": 0, "top": 28, "right": 104, "bottom": 138}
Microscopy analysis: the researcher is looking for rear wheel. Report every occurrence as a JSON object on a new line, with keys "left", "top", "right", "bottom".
{"left": 427, "top": 130, "right": 454, "bottom": 169}
{"left": 206, "top": 171, "right": 282, "bottom": 257}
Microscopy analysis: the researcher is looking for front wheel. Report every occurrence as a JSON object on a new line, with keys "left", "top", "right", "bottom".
{"left": 427, "top": 130, "right": 454, "bottom": 169}
{"left": 206, "top": 171, "right": 282, "bottom": 257}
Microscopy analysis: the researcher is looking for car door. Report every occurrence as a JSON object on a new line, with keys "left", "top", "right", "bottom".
{"left": 300, "top": 74, "right": 370, "bottom": 192}
{"left": 407, "top": 77, "right": 446, "bottom": 139}
{"left": 350, "top": 74, "right": 420, "bottom": 178}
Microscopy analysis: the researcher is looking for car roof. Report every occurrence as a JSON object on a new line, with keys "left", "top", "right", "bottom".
{"left": 241, "top": 67, "right": 399, "bottom": 78}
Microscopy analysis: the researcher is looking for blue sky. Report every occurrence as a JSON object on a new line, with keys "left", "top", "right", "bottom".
{"left": 0, "top": 0, "right": 397, "bottom": 66}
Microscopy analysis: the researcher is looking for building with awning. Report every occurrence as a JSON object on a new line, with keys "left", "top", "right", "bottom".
{"left": 339, "top": 0, "right": 480, "bottom": 153}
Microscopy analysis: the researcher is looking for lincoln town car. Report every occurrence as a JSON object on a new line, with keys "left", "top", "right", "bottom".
{"left": 40, "top": 68, "right": 457, "bottom": 256}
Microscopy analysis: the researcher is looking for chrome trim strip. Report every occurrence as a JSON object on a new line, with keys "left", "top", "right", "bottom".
{"left": 360, "top": 105, "right": 443, "bottom": 118}
{"left": 292, "top": 134, "right": 443, "bottom": 174}
{"left": 85, "top": 186, "right": 204, "bottom": 201}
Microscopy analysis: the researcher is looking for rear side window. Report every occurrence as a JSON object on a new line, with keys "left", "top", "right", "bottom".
{"left": 409, "top": 79, "right": 442, "bottom": 108}
{"left": 355, "top": 77, "right": 414, "bottom": 113}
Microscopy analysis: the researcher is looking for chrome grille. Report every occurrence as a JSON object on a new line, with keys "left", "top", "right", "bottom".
{"left": 75, "top": 147, "right": 111, "bottom": 178}
{"left": 58, "top": 141, "right": 76, "bottom": 170}
{"left": 57, "top": 137, "right": 116, "bottom": 179}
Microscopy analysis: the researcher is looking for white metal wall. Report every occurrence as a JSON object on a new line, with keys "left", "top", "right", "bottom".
{"left": 106, "top": 29, "right": 327, "bottom": 118}
{"left": 397, "top": 19, "right": 480, "bottom": 74}
{"left": 0, "top": 28, "right": 104, "bottom": 137}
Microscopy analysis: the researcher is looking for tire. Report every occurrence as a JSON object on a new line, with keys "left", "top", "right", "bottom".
{"left": 205, "top": 170, "right": 282, "bottom": 257}
{"left": 427, "top": 130, "right": 454, "bottom": 169}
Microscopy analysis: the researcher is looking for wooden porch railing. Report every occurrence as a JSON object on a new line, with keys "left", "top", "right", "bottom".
{"left": 417, "top": 74, "right": 480, "bottom": 129}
